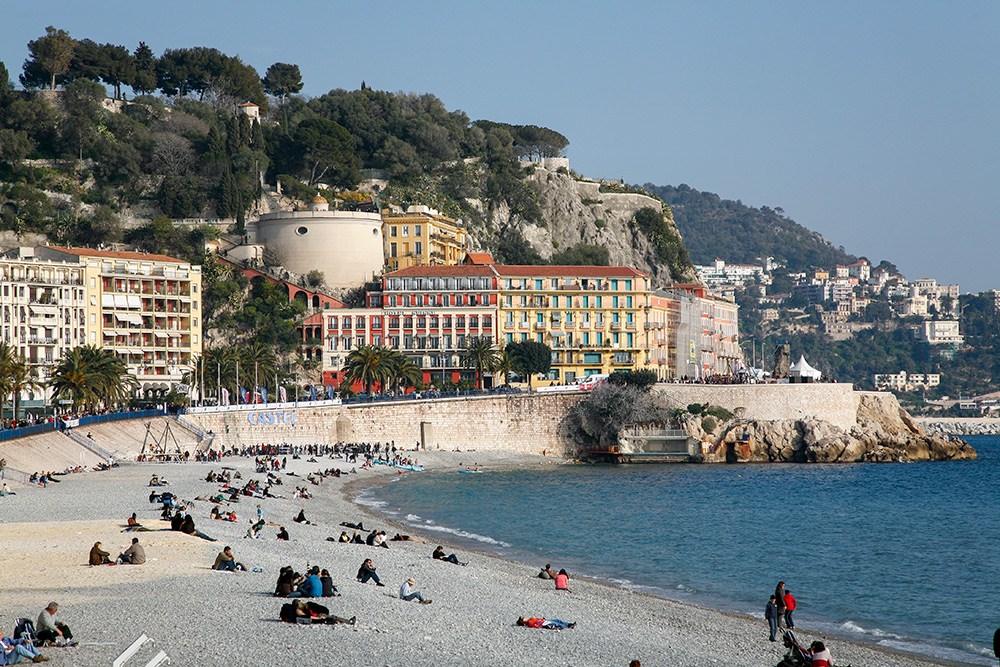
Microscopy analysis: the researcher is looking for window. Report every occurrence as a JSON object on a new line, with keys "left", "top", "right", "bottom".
{"left": 536, "top": 333, "right": 543, "bottom": 343}
{"left": 414, "top": 225, "right": 422, "bottom": 236}
{"left": 506, "top": 333, "right": 513, "bottom": 344}
{"left": 456, "top": 316, "right": 465, "bottom": 328}
{"left": 612, "top": 280, "right": 619, "bottom": 290}
{"left": 329, "top": 317, "right": 338, "bottom": 329}
{"left": 536, "top": 312, "right": 543, "bottom": 323}
{"left": 627, "top": 333, "right": 634, "bottom": 347}
{"left": 612, "top": 312, "right": 620, "bottom": 323}
{"left": 372, "top": 316, "right": 381, "bottom": 328}
{"left": 627, "top": 296, "right": 633, "bottom": 308}
{"left": 443, "top": 334, "right": 452, "bottom": 348}
{"left": 536, "top": 279, "right": 543, "bottom": 290}
{"left": 613, "top": 333, "right": 620, "bottom": 344}
{"left": 390, "top": 243, "right": 397, "bottom": 258}
{"left": 193, "top": 334, "right": 199, "bottom": 344}
{"left": 404, "top": 317, "right": 413, "bottom": 328}
{"left": 356, "top": 318, "right": 366, "bottom": 330}
{"left": 402, "top": 226, "right": 409, "bottom": 237}
{"left": 343, "top": 317, "right": 352, "bottom": 329}
{"left": 390, "top": 226, "right": 398, "bottom": 237}
{"left": 520, "top": 295, "right": 527, "bottom": 307}
{"left": 417, "top": 317, "right": 426, "bottom": 328}
{"left": 443, "top": 316, "right": 452, "bottom": 328}
{"left": 404, "top": 335, "right": 413, "bottom": 349}
{"left": 389, "top": 335, "right": 399, "bottom": 348}
{"left": 582, "top": 296, "right": 589, "bottom": 308}
{"left": 373, "top": 336, "right": 382, "bottom": 346}
{"left": 596, "top": 296, "right": 602, "bottom": 308}
{"left": 596, "top": 332, "right": 603, "bottom": 346}
{"left": 470, "top": 316, "right": 478, "bottom": 328}
{"left": 483, "top": 315, "right": 492, "bottom": 327}
{"left": 389, "top": 317, "right": 399, "bottom": 329}
{"left": 415, "top": 242, "right": 423, "bottom": 255}
{"left": 193, "top": 284, "right": 198, "bottom": 293}
{"left": 551, "top": 279, "right": 558, "bottom": 288}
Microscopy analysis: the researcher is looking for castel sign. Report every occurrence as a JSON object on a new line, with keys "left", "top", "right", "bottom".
{"left": 246, "top": 411, "right": 298, "bottom": 426}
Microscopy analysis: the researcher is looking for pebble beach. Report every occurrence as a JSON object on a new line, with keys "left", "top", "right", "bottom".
{"left": 0, "top": 451, "right": 956, "bottom": 666}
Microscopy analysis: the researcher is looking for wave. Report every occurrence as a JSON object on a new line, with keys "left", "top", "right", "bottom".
{"left": 839, "top": 620, "right": 902, "bottom": 639}
{"left": 412, "top": 522, "right": 512, "bottom": 547}
{"left": 405, "top": 514, "right": 421, "bottom": 521}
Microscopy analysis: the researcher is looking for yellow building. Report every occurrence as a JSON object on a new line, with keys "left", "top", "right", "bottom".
{"left": 38, "top": 247, "right": 203, "bottom": 397}
{"left": 383, "top": 205, "right": 467, "bottom": 271}
{"left": 495, "top": 266, "right": 651, "bottom": 384}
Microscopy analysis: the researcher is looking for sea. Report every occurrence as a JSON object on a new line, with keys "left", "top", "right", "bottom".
{"left": 359, "top": 435, "right": 1000, "bottom": 666}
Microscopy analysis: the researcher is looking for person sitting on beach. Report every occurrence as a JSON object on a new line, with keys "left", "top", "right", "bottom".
{"left": 118, "top": 537, "right": 146, "bottom": 564}
{"left": 337, "top": 531, "right": 351, "bottom": 543}
{"left": 291, "top": 567, "right": 323, "bottom": 597}
{"left": 293, "top": 509, "right": 310, "bottom": 524}
{"left": 181, "top": 514, "right": 216, "bottom": 541}
{"left": 124, "top": 512, "right": 151, "bottom": 532}
{"left": 432, "top": 546, "right": 463, "bottom": 565}
{"left": 89, "top": 542, "right": 111, "bottom": 566}
{"left": 357, "top": 558, "right": 384, "bottom": 586}
{"left": 538, "top": 564, "right": 556, "bottom": 580}
{"left": 351, "top": 531, "right": 365, "bottom": 544}
{"left": 516, "top": 616, "right": 575, "bottom": 630}
{"left": 246, "top": 519, "right": 265, "bottom": 540}
{"left": 399, "top": 577, "right": 432, "bottom": 604}
{"left": 809, "top": 641, "right": 832, "bottom": 667}
{"left": 213, "top": 546, "right": 247, "bottom": 572}
{"left": 365, "top": 529, "right": 378, "bottom": 546}
{"left": 170, "top": 510, "right": 185, "bottom": 531}
{"left": 0, "top": 627, "right": 48, "bottom": 663}
{"left": 0, "top": 481, "right": 13, "bottom": 496}
{"left": 320, "top": 569, "right": 339, "bottom": 597}
{"left": 279, "top": 599, "right": 355, "bottom": 625}
{"left": 276, "top": 526, "right": 290, "bottom": 541}
{"left": 36, "top": 602, "right": 75, "bottom": 647}
{"left": 555, "top": 569, "right": 572, "bottom": 592}
{"left": 275, "top": 567, "right": 296, "bottom": 596}
{"left": 372, "top": 531, "right": 389, "bottom": 549}
{"left": 210, "top": 505, "right": 222, "bottom": 520}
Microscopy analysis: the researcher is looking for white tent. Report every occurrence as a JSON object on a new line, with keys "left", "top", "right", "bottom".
{"left": 789, "top": 355, "right": 822, "bottom": 382}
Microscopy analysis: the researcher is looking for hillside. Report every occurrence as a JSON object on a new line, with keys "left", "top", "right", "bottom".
{"left": 643, "top": 183, "right": 856, "bottom": 271}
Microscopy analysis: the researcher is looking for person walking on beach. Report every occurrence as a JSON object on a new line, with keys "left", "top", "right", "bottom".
{"left": 774, "top": 581, "right": 787, "bottom": 628}
{"left": 399, "top": 578, "right": 432, "bottom": 604}
{"left": 765, "top": 595, "right": 779, "bottom": 642}
{"left": 783, "top": 589, "right": 797, "bottom": 629}
{"left": 357, "top": 558, "right": 384, "bottom": 586}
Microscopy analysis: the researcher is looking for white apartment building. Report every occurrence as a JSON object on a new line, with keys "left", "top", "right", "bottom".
{"left": 873, "top": 371, "right": 941, "bottom": 392}
{"left": 695, "top": 259, "right": 770, "bottom": 287}
{"left": 914, "top": 320, "right": 963, "bottom": 347}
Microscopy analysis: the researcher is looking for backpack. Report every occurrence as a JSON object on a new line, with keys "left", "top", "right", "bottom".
{"left": 279, "top": 603, "right": 297, "bottom": 623}
{"left": 12, "top": 618, "right": 36, "bottom": 644}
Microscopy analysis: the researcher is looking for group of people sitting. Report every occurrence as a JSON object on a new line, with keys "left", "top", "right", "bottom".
{"left": 28, "top": 472, "right": 60, "bottom": 487}
{"left": 537, "top": 564, "right": 572, "bottom": 592}
{"left": 89, "top": 538, "right": 145, "bottom": 565}
{"left": 275, "top": 565, "right": 338, "bottom": 597}
{"left": 147, "top": 475, "right": 169, "bottom": 487}
{"left": 209, "top": 505, "right": 238, "bottom": 522}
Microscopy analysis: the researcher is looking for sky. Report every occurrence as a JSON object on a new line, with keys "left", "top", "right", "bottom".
{"left": 2, "top": 1, "right": 998, "bottom": 291}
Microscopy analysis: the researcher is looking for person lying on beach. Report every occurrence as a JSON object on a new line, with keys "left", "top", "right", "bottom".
{"left": 390, "top": 533, "right": 426, "bottom": 543}
{"left": 555, "top": 569, "right": 572, "bottom": 592}
{"left": 432, "top": 546, "right": 464, "bottom": 565}
{"left": 340, "top": 521, "right": 365, "bottom": 531}
{"left": 118, "top": 537, "right": 146, "bottom": 564}
{"left": 89, "top": 542, "right": 112, "bottom": 566}
{"left": 399, "top": 578, "right": 432, "bottom": 604}
{"left": 0, "top": 627, "right": 48, "bottom": 663}
{"left": 516, "top": 617, "right": 575, "bottom": 630}
{"left": 357, "top": 558, "right": 384, "bottom": 586}
{"left": 279, "top": 600, "right": 355, "bottom": 625}
{"left": 538, "top": 564, "right": 557, "bottom": 580}
{"left": 213, "top": 546, "right": 247, "bottom": 572}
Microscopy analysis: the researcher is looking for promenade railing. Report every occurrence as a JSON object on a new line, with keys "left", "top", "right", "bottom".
{"left": 0, "top": 421, "right": 58, "bottom": 442}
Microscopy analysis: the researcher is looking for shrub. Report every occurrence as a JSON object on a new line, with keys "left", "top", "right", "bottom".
{"left": 594, "top": 219, "right": 606, "bottom": 230}
{"left": 701, "top": 415, "right": 718, "bottom": 432}
{"left": 687, "top": 403, "right": 703, "bottom": 415}
{"left": 706, "top": 406, "right": 734, "bottom": 421}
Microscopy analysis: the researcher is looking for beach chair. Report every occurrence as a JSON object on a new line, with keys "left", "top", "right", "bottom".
{"left": 11, "top": 618, "right": 36, "bottom": 646}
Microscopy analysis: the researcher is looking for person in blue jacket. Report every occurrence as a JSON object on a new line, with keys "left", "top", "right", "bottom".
{"left": 291, "top": 567, "right": 323, "bottom": 597}
{"left": 765, "top": 595, "right": 779, "bottom": 642}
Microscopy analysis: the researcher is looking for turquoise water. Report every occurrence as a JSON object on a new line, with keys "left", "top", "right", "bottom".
{"left": 361, "top": 435, "right": 1000, "bottom": 665}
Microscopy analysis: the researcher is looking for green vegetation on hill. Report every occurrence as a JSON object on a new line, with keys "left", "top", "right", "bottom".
{"left": 643, "top": 183, "right": 856, "bottom": 271}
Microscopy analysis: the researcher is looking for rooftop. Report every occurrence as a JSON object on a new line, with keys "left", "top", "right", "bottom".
{"left": 44, "top": 246, "right": 188, "bottom": 264}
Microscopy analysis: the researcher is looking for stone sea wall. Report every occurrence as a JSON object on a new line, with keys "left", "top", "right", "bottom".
{"left": 185, "top": 393, "right": 586, "bottom": 455}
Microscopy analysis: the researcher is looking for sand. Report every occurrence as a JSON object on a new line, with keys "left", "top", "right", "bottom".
{"left": 0, "top": 451, "right": 958, "bottom": 666}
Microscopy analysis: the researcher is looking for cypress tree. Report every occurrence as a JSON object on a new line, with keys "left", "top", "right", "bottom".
{"left": 225, "top": 114, "right": 240, "bottom": 155}
{"left": 217, "top": 167, "right": 237, "bottom": 219}
{"left": 251, "top": 118, "right": 265, "bottom": 150}
{"left": 207, "top": 124, "right": 225, "bottom": 156}
{"left": 239, "top": 114, "right": 252, "bottom": 148}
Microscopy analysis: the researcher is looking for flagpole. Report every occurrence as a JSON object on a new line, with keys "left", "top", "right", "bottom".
{"left": 217, "top": 361, "right": 221, "bottom": 405}
{"left": 236, "top": 360, "right": 240, "bottom": 404}
{"left": 255, "top": 362, "right": 259, "bottom": 403}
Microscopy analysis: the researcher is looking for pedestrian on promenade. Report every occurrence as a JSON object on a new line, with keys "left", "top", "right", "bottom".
{"left": 765, "top": 595, "right": 779, "bottom": 642}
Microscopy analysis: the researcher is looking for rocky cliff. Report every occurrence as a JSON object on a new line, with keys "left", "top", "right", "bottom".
{"left": 680, "top": 391, "right": 976, "bottom": 463}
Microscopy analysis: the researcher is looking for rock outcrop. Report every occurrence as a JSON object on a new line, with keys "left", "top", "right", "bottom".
{"left": 680, "top": 391, "right": 977, "bottom": 463}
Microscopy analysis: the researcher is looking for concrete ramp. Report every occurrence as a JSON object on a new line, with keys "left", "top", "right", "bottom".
{"left": 0, "top": 431, "right": 105, "bottom": 477}
{"left": 70, "top": 418, "right": 201, "bottom": 460}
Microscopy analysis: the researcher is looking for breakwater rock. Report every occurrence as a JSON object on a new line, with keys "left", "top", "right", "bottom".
{"left": 916, "top": 418, "right": 1000, "bottom": 436}
{"left": 681, "top": 392, "right": 977, "bottom": 463}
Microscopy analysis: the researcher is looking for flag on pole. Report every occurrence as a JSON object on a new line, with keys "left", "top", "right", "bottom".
{"left": 309, "top": 384, "right": 317, "bottom": 402}
{"left": 261, "top": 387, "right": 268, "bottom": 403}
{"left": 326, "top": 384, "right": 335, "bottom": 400}
{"left": 279, "top": 386, "right": 287, "bottom": 403}
{"left": 240, "top": 387, "right": 249, "bottom": 404}
{"left": 220, "top": 388, "right": 230, "bottom": 406}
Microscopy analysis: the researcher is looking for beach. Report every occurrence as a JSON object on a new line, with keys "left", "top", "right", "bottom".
{"left": 0, "top": 452, "right": 956, "bottom": 666}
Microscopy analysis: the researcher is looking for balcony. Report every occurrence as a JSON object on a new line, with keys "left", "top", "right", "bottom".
{"left": 535, "top": 322, "right": 547, "bottom": 331}
{"left": 626, "top": 322, "right": 637, "bottom": 330}
{"left": 610, "top": 322, "right": 622, "bottom": 331}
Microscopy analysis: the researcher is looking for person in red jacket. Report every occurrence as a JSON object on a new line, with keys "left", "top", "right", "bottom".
{"left": 783, "top": 589, "right": 797, "bottom": 629}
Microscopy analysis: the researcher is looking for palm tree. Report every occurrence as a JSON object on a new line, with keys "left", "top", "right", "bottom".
{"left": 0, "top": 342, "right": 20, "bottom": 420}
{"left": 494, "top": 350, "right": 515, "bottom": 387}
{"left": 343, "top": 345, "right": 388, "bottom": 394}
{"left": 7, "top": 358, "right": 42, "bottom": 421}
{"left": 460, "top": 336, "right": 499, "bottom": 390}
{"left": 50, "top": 345, "right": 137, "bottom": 410}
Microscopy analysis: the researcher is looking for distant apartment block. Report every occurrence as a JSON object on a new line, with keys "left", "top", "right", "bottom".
{"left": 873, "top": 371, "right": 941, "bottom": 392}
{"left": 695, "top": 259, "right": 769, "bottom": 287}
{"left": 913, "top": 320, "right": 963, "bottom": 358}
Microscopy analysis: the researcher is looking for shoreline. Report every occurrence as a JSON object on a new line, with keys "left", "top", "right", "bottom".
{"left": 341, "top": 455, "right": 973, "bottom": 667}
{"left": 0, "top": 453, "right": 979, "bottom": 666}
